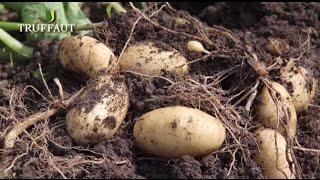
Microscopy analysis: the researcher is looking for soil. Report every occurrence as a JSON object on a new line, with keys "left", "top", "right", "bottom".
{"left": 1, "top": 2, "right": 320, "bottom": 179}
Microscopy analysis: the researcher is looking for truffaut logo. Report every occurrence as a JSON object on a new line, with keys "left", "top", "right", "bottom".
{"left": 47, "top": 10, "right": 56, "bottom": 23}
{"left": 19, "top": 10, "right": 75, "bottom": 33}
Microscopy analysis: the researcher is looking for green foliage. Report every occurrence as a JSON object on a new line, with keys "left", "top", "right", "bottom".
{"left": 133, "top": 2, "right": 148, "bottom": 11}
{"left": 0, "top": 28, "right": 34, "bottom": 59}
{"left": 0, "top": 3, "right": 4, "bottom": 12}
{"left": 20, "top": 2, "right": 91, "bottom": 41}
{"left": 105, "top": 2, "right": 127, "bottom": 18}
{"left": 63, "top": 2, "right": 91, "bottom": 35}
{"left": 0, "top": 2, "right": 92, "bottom": 63}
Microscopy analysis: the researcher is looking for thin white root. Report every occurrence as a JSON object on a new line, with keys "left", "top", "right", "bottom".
{"left": 38, "top": 63, "right": 54, "bottom": 101}
{"left": 54, "top": 78, "right": 64, "bottom": 100}
{"left": 293, "top": 146, "right": 320, "bottom": 154}
{"left": 245, "top": 89, "right": 257, "bottom": 112}
{"left": 4, "top": 108, "right": 59, "bottom": 149}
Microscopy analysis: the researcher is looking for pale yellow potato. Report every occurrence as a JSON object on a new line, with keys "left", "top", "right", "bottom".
{"left": 257, "top": 81, "right": 297, "bottom": 138}
{"left": 66, "top": 74, "right": 129, "bottom": 145}
{"left": 254, "top": 128, "right": 296, "bottom": 179}
{"left": 133, "top": 106, "right": 226, "bottom": 158}
{"left": 119, "top": 42, "right": 189, "bottom": 76}
{"left": 280, "top": 59, "right": 318, "bottom": 113}
{"left": 187, "top": 40, "right": 210, "bottom": 54}
{"left": 58, "top": 36, "right": 117, "bottom": 77}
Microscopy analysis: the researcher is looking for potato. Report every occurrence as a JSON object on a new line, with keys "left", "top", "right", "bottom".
{"left": 58, "top": 36, "right": 117, "bottom": 77}
{"left": 280, "top": 59, "right": 318, "bottom": 113}
{"left": 133, "top": 106, "right": 226, "bottom": 158}
{"left": 257, "top": 81, "right": 297, "bottom": 138}
{"left": 119, "top": 42, "right": 189, "bottom": 76}
{"left": 187, "top": 40, "right": 210, "bottom": 54}
{"left": 254, "top": 128, "right": 295, "bottom": 179}
{"left": 66, "top": 73, "right": 129, "bottom": 145}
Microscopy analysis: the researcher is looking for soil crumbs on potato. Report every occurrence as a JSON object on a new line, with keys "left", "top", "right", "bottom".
{"left": 1, "top": 2, "right": 320, "bottom": 178}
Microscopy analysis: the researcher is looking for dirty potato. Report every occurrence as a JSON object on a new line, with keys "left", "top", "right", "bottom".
{"left": 58, "top": 36, "right": 117, "bottom": 77}
{"left": 119, "top": 42, "right": 189, "bottom": 76}
{"left": 280, "top": 59, "right": 318, "bottom": 113}
{"left": 66, "top": 73, "right": 129, "bottom": 145}
{"left": 257, "top": 81, "right": 297, "bottom": 138}
{"left": 133, "top": 106, "right": 226, "bottom": 158}
{"left": 254, "top": 128, "right": 296, "bottom": 179}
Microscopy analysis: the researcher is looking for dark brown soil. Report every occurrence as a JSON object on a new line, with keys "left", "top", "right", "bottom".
{"left": 1, "top": 2, "right": 320, "bottom": 179}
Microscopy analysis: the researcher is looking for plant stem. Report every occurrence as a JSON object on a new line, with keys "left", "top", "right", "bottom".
{"left": 0, "top": 21, "right": 23, "bottom": 31}
{"left": 0, "top": 28, "right": 33, "bottom": 59}
{"left": 0, "top": 47, "right": 33, "bottom": 63}
{"left": 74, "top": 22, "right": 105, "bottom": 31}
{"left": 104, "top": 2, "right": 127, "bottom": 13}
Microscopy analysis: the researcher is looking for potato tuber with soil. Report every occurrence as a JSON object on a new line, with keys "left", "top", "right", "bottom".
{"left": 119, "top": 42, "right": 189, "bottom": 76}
{"left": 254, "top": 128, "right": 296, "bottom": 179}
{"left": 186, "top": 40, "right": 210, "bottom": 54}
{"left": 66, "top": 73, "right": 129, "bottom": 145}
{"left": 280, "top": 59, "right": 318, "bottom": 113}
{"left": 133, "top": 106, "right": 226, "bottom": 158}
{"left": 58, "top": 36, "right": 117, "bottom": 77}
{"left": 256, "top": 81, "right": 297, "bottom": 138}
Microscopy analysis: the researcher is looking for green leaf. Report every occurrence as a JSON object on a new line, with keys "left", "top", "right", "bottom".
{"left": 21, "top": 2, "right": 70, "bottom": 41}
{"left": 0, "top": 3, "right": 5, "bottom": 12}
{"left": 0, "top": 47, "right": 30, "bottom": 64}
{"left": 1, "top": 2, "right": 25, "bottom": 12}
{"left": 0, "top": 28, "right": 33, "bottom": 59}
{"left": 106, "top": 5, "right": 112, "bottom": 18}
{"left": 63, "top": 2, "right": 91, "bottom": 35}
{"left": 133, "top": 2, "right": 148, "bottom": 11}
{"left": 20, "top": 2, "right": 92, "bottom": 41}
{"left": 105, "top": 2, "right": 127, "bottom": 18}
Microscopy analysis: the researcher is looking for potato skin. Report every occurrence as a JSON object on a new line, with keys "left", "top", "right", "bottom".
{"left": 119, "top": 42, "right": 189, "bottom": 76}
{"left": 58, "top": 36, "right": 117, "bottom": 77}
{"left": 66, "top": 74, "right": 129, "bottom": 145}
{"left": 257, "top": 81, "right": 297, "bottom": 138}
{"left": 254, "top": 128, "right": 295, "bottom": 179}
{"left": 133, "top": 106, "right": 226, "bottom": 158}
{"left": 280, "top": 60, "right": 318, "bottom": 113}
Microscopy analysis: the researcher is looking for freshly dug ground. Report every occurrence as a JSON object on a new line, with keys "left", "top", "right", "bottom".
{"left": 0, "top": 2, "right": 319, "bottom": 178}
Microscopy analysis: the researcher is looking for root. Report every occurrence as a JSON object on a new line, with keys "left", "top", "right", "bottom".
{"left": 3, "top": 88, "right": 84, "bottom": 149}
{"left": 129, "top": 2, "right": 207, "bottom": 43}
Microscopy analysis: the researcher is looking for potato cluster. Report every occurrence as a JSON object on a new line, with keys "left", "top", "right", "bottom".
{"left": 58, "top": 36, "right": 317, "bottom": 178}
{"left": 253, "top": 40, "right": 318, "bottom": 178}
{"left": 58, "top": 36, "right": 225, "bottom": 157}
{"left": 58, "top": 36, "right": 129, "bottom": 145}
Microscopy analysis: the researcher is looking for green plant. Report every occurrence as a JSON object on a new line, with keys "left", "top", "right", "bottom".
{"left": 0, "top": 2, "right": 92, "bottom": 63}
